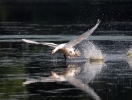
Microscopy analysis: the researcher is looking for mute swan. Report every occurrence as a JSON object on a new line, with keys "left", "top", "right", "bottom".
{"left": 22, "top": 19, "right": 101, "bottom": 59}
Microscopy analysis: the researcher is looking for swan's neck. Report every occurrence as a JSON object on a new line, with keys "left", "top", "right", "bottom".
{"left": 52, "top": 43, "right": 66, "bottom": 53}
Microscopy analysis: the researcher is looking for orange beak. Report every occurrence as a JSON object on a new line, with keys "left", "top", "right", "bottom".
{"left": 51, "top": 50, "right": 54, "bottom": 54}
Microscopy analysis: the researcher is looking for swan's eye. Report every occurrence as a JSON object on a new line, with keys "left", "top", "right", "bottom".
{"left": 69, "top": 51, "right": 72, "bottom": 53}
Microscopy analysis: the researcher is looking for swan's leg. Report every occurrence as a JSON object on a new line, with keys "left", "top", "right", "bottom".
{"left": 64, "top": 54, "right": 67, "bottom": 61}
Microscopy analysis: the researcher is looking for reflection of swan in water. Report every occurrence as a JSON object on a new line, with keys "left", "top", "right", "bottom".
{"left": 126, "top": 48, "right": 132, "bottom": 58}
{"left": 22, "top": 20, "right": 101, "bottom": 59}
{"left": 50, "top": 64, "right": 81, "bottom": 81}
{"left": 23, "top": 64, "right": 80, "bottom": 84}
{"left": 23, "top": 61, "right": 105, "bottom": 100}
{"left": 66, "top": 77, "right": 100, "bottom": 100}
{"left": 75, "top": 60, "right": 105, "bottom": 84}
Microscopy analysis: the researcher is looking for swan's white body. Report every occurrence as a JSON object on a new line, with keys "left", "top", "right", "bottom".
{"left": 51, "top": 43, "right": 80, "bottom": 58}
{"left": 22, "top": 19, "right": 101, "bottom": 58}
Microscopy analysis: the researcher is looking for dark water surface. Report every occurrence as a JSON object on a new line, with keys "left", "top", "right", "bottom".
{"left": 0, "top": 1, "right": 132, "bottom": 100}
{"left": 0, "top": 22, "right": 132, "bottom": 100}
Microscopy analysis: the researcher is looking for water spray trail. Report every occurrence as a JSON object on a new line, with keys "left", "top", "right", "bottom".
{"left": 76, "top": 40, "right": 104, "bottom": 59}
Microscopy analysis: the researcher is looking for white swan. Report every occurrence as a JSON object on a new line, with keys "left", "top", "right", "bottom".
{"left": 22, "top": 19, "right": 101, "bottom": 58}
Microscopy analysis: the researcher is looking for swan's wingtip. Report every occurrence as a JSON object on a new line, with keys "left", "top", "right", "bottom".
{"left": 97, "top": 19, "right": 101, "bottom": 24}
{"left": 22, "top": 39, "right": 29, "bottom": 43}
{"left": 22, "top": 39, "right": 26, "bottom": 42}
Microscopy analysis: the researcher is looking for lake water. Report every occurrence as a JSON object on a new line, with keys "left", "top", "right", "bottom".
{"left": 0, "top": 21, "right": 132, "bottom": 100}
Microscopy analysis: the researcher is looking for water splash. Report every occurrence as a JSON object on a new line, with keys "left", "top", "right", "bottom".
{"left": 126, "top": 48, "right": 132, "bottom": 58}
{"left": 76, "top": 40, "right": 105, "bottom": 60}
{"left": 126, "top": 57, "right": 132, "bottom": 67}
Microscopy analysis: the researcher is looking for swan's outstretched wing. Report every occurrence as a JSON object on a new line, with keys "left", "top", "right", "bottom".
{"left": 66, "top": 77, "right": 101, "bottom": 100}
{"left": 65, "top": 19, "right": 101, "bottom": 48}
{"left": 22, "top": 39, "right": 58, "bottom": 48}
{"left": 23, "top": 76, "right": 59, "bottom": 85}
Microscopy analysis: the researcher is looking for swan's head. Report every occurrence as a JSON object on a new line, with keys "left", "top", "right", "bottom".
{"left": 51, "top": 50, "right": 55, "bottom": 54}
